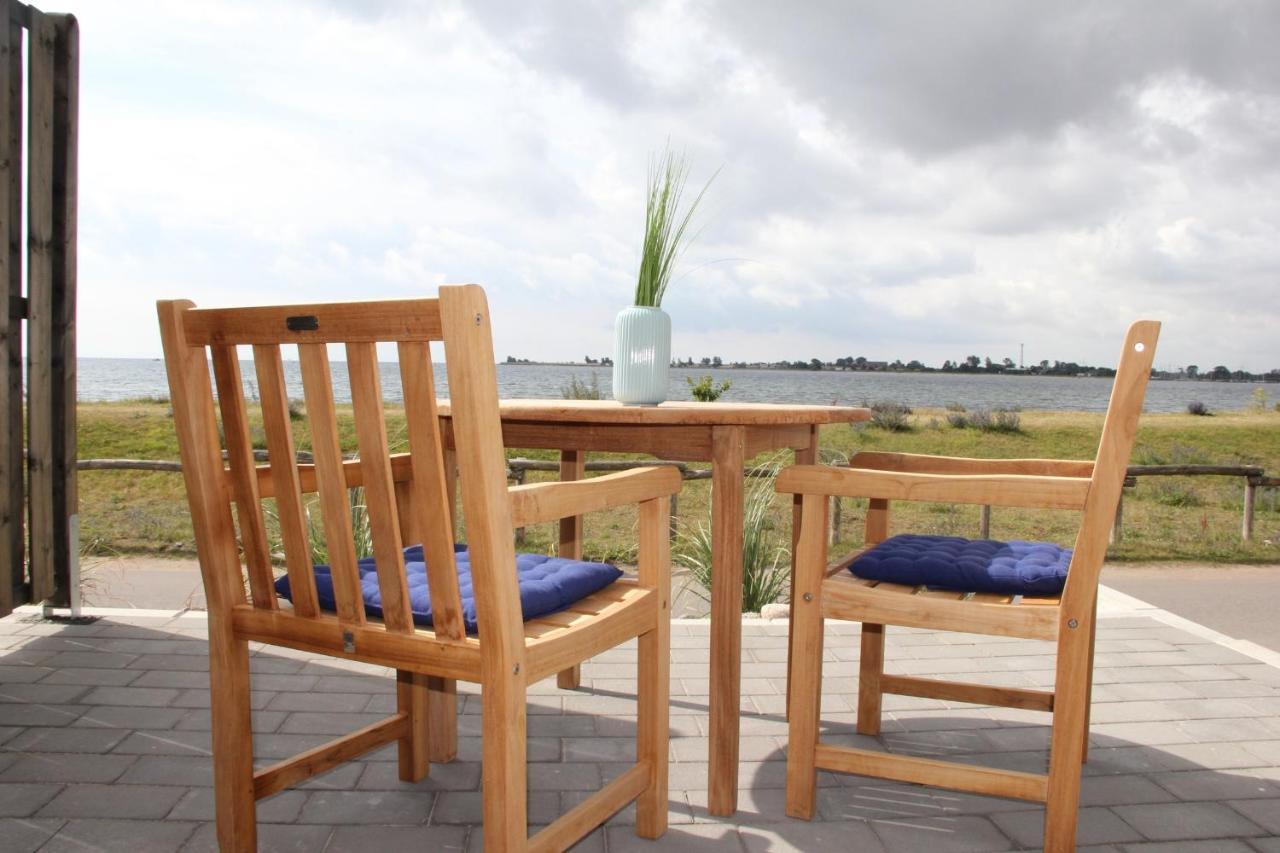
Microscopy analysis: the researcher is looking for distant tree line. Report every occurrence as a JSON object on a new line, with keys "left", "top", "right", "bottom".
{"left": 505, "top": 353, "right": 1279, "bottom": 382}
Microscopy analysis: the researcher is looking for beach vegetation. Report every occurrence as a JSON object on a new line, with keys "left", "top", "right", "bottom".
{"left": 686, "top": 375, "right": 731, "bottom": 402}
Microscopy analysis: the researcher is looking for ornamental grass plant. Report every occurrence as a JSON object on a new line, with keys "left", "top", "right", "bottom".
{"left": 633, "top": 147, "right": 716, "bottom": 307}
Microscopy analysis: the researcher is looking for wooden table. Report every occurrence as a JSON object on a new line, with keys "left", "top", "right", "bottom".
{"left": 436, "top": 399, "right": 869, "bottom": 814}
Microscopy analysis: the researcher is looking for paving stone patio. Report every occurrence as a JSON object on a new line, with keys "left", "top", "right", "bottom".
{"left": 2, "top": 589, "right": 1279, "bottom": 852}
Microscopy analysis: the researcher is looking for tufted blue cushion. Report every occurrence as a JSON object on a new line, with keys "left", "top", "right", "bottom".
{"left": 274, "top": 544, "right": 623, "bottom": 634}
{"left": 849, "top": 534, "right": 1071, "bottom": 596}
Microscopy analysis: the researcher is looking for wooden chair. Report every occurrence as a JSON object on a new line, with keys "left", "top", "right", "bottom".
{"left": 778, "top": 321, "right": 1159, "bottom": 852}
{"left": 158, "top": 284, "right": 677, "bottom": 852}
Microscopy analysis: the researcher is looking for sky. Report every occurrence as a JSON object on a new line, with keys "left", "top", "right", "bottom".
{"left": 73, "top": 0, "right": 1280, "bottom": 372}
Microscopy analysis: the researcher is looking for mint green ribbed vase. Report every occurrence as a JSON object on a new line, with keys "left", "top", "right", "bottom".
{"left": 612, "top": 306, "right": 671, "bottom": 405}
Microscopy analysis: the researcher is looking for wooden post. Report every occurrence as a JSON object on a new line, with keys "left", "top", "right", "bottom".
{"left": 829, "top": 496, "right": 841, "bottom": 545}
{"left": 668, "top": 491, "right": 678, "bottom": 542}
{"left": 979, "top": 505, "right": 991, "bottom": 539}
{"left": 1243, "top": 479, "right": 1256, "bottom": 542}
{"left": 49, "top": 12, "right": 78, "bottom": 611}
{"left": 0, "top": 4, "right": 78, "bottom": 616}
{"left": 1110, "top": 492, "right": 1123, "bottom": 544}
{"left": 556, "top": 449, "right": 586, "bottom": 690}
{"left": 25, "top": 8, "right": 56, "bottom": 605}
{"left": 0, "top": 7, "right": 24, "bottom": 616}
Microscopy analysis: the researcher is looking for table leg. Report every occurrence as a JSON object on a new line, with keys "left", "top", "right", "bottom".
{"left": 428, "top": 448, "right": 460, "bottom": 763}
{"left": 787, "top": 425, "right": 819, "bottom": 719}
{"left": 557, "top": 449, "right": 586, "bottom": 690}
{"left": 708, "top": 425, "right": 745, "bottom": 816}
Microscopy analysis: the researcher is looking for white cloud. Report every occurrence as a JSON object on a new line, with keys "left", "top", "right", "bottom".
{"left": 69, "top": 0, "right": 1280, "bottom": 372}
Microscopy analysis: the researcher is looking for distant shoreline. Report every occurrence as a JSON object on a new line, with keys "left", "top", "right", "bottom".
{"left": 506, "top": 361, "right": 1279, "bottom": 383}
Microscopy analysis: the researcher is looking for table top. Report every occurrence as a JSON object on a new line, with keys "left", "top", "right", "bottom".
{"left": 437, "top": 399, "right": 870, "bottom": 427}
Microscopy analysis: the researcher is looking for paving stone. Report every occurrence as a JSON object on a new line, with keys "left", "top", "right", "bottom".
{"left": 326, "top": 823, "right": 468, "bottom": 851}
{"left": 0, "top": 782, "right": 64, "bottom": 816}
{"left": 73, "top": 705, "right": 187, "bottom": 729}
{"left": 278, "top": 711, "right": 387, "bottom": 735}
{"left": 1077, "top": 774, "right": 1178, "bottom": 807}
{"left": 111, "top": 729, "right": 213, "bottom": 756}
{"left": 40, "top": 818, "right": 199, "bottom": 853}
{"left": 0, "top": 702, "right": 84, "bottom": 727}
{"left": 1150, "top": 768, "right": 1280, "bottom": 800}
{"left": 1121, "top": 842, "right": 1258, "bottom": 852}
{"left": 0, "top": 816, "right": 64, "bottom": 852}
{"left": 1226, "top": 798, "right": 1280, "bottom": 834}
{"left": 181, "top": 821, "right": 334, "bottom": 853}
{"left": 5, "top": 725, "right": 129, "bottom": 753}
{"left": 174, "top": 707, "right": 288, "bottom": 733}
{"left": 80, "top": 685, "right": 181, "bottom": 707}
{"left": 38, "top": 782, "right": 187, "bottom": 819}
{"left": 38, "top": 666, "right": 142, "bottom": 686}
{"left": 605, "top": 823, "right": 738, "bottom": 852}
{"left": 1112, "top": 801, "right": 1267, "bottom": 840}
{"left": 357, "top": 758, "right": 481, "bottom": 791}
{"left": 0, "top": 665, "right": 52, "bottom": 684}
{"left": 169, "top": 787, "right": 306, "bottom": 822}
{"left": 737, "top": 819, "right": 887, "bottom": 852}
{"left": 0, "top": 753, "right": 135, "bottom": 783}
{"left": 297, "top": 789, "right": 433, "bottom": 824}
{"left": 868, "top": 814, "right": 1015, "bottom": 852}
{"left": 119, "top": 755, "right": 214, "bottom": 787}
{"left": 433, "top": 789, "right": 560, "bottom": 825}
{"left": 130, "top": 669, "right": 212, "bottom": 689}
{"left": 990, "top": 806, "right": 1142, "bottom": 847}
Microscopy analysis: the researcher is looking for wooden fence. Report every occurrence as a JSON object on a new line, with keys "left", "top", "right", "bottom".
{"left": 0, "top": 0, "right": 79, "bottom": 618}
{"left": 78, "top": 457, "right": 1280, "bottom": 557}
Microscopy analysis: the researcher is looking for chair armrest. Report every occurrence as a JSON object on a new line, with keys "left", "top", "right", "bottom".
{"left": 776, "top": 464, "right": 1090, "bottom": 510}
{"left": 509, "top": 465, "right": 683, "bottom": 527}
{"left": 851, "top": 451, "right": 1094, "bottom": 479}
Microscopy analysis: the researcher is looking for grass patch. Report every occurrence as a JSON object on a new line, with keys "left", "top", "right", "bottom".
{"left": 75, "top": 401, "right": 1280, "bottom": 565}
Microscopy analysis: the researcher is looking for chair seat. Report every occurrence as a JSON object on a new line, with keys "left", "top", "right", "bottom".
{"left": 850, "top": 534, "right": 1071, "bottom": 596}
{"left": 274, "top": 544, "right": 622, "bottom": 633}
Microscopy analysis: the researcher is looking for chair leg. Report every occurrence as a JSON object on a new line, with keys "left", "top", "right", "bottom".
{"left": 481, "top": 671, "right": 528, "bottom": 853}
{"left": 209, "top": 627, "right": 256, "bottom": 853}
{"left": 636, "top": 618, "right": 670, "bottom": 838}
{"left": 396, "top": 670, "right": 430, "bottom": 782}
{"left": 427, "top": 677, "right": 457, "bottom": 763}
{"left": 857, "top": 623, "right": 885, "bottom": 736}
{"left": 1044, "top": 630, "right": 1092, "bottom": 852}
{"left": 1081, "top": 601, "right": 1098, "bottom": 764}
{"left": 785, "top": 592, "right": 824, "bottom": 819}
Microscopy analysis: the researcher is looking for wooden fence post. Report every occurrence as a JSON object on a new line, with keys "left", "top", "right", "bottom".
{"left": 1110, "top": 492, "right": 1124, "bottom": 544}
{"left": 0, "top": 4, "right": 23, "bottom": 616}
{"left": 979, "top": 505, "right": 991, "bottom": 539}
{"left": 0, "top": 3, "right": 78, "bottom": 617}
{"left": 829, "top": 496, "right": 841, "bottom": 545}
{"left": 1243, "top": 479, "right": 1256, "bottom": 542}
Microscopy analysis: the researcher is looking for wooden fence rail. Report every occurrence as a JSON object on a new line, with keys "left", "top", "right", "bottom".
{"left": 77, "top": 457, "right": 1279, "bottom": 555}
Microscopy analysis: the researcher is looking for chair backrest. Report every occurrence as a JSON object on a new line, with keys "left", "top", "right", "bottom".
{"left": 158, "top": 284, "right": 523, "bottom": 651}
{"left": 1060, "top": 320, "right": 1160, "bottom": 611}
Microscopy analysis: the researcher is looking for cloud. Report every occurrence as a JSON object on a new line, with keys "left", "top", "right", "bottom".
{"left": 69, "top": 0, "right": 1280, "bottom": 373}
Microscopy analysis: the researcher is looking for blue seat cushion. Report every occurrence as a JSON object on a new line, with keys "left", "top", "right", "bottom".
{"left": 849, "top": 534, "right": 1071, "bottom": 596}
{"left": 273, "top": 544, "right": 623, "bottom": 634}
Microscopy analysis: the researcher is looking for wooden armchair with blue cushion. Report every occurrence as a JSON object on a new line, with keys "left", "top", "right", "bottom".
{"left": 778, "top": 321, "right": 1159, "bottom": 852}
{"left": 159, "top": 284, "right": 677, "bottom": 852}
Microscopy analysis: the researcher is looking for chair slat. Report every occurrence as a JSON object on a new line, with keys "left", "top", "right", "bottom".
{"left": 184, "top": 299, "right": 443, "bottom": 346}
{"left": 347, "top": 342, "right": 413, "bottom": 634}
{"left": 211, "top": 345, "right": 277, "bottom": 610}
{"left": 299, "top": 343, "right": 365, "bottom": 628}
{"left": 398, "top": 341, "right": 465, "bottom": 641}
{"left": 253, "top": 344, "right": 319, "bottom": 617}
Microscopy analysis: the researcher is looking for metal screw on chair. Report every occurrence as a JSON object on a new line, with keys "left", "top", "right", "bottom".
{"left": 1067, "top": 618, "right": 1079, "bottom": 629}
{"left": 802, "top": 593, "right": 813, "bottom": 602}
{"left": 512, "top": 663, "right": 521, "bottom": 675}
{"left": 475, "top": 313, "right": 483, "bottom": 325}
